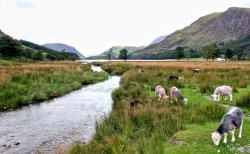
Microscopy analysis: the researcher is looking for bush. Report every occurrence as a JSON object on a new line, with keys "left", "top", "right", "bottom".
{"left": 236, "top": 93, "right": 250, "bottom": 108}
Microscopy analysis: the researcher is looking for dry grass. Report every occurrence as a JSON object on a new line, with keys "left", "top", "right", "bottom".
{"left": 0, "top": 62, "right": 79, "bottom": 84}
{"left": 108, "top": 61, "right": 250, "bottom": 70}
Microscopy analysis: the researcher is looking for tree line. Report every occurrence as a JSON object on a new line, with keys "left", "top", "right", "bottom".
{"left": 168, "top": 44, "right": 247, "bottom": 61}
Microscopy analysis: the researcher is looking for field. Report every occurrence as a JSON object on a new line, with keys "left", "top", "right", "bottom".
{"left": 0, "top": 62, "right": 108, "bottom": 110}
{"left": 70, "top": 61, "right": 250, "bottom": 154}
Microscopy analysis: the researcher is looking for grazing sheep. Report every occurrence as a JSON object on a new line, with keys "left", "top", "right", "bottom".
{"left": 211, "top": 107, "right": 243, "bottom": 146}
{"left": 211, "top": 86, "right": 232, "bottom": 101}
{"left": 168, "top": 75, "right": 180, "bottom": 81}
{"left": 193, "top": 68, "right": 200, "bottom": 73}
{"left": 155, "top": 86, "right": 169, "bottom": 100}
{"left": 170, "top": 87, "right": 188, "bottom": 105}
{"left": 138, "top": 68, "right": 144, "bottom": 73}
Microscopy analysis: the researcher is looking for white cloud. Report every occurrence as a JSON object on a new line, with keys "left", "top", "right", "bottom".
{"left": 0, "top": 0, "right": 250, "bottom": 56}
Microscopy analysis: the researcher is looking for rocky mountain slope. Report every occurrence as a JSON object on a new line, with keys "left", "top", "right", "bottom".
{"left": 132, "top": 7, "right": 250, "bottom": 59}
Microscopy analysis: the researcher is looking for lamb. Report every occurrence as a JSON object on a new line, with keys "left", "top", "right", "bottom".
{"left": 168, "top": 75, "right": 180, "bottom": 81}
{"left": 193, "top": 68, "right": 200, "bottom": 73}
{"left": 170, "top": 87, "right": 188, "bottom": 105}
{"left": 138, "top": 68, "right": 144, "bottom": 73}
{"left": 155, "top": 85, "right": 169, "bottom": 100}
{"left": 211, "top": 107, "right": 243, "bottom": 146}
{"left": 211, "top": 86, "right": 232, "bottom": 101}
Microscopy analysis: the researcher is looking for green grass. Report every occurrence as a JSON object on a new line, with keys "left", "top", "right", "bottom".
{"left": 164, "top": 119, "right": 250, "bottom": 154}
{"left": 0, "top": 62, "right": 109, "bottom": 110}
{"left": 69, "top": 62, "right": 250, "bottom": 154}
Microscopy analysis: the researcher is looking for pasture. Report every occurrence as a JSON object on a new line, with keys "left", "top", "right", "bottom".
{"left": 0, "top": 62, "right": 108, "bottom": 110}
{"left": 70, "top": 61, "right": 250, "bottom": 154}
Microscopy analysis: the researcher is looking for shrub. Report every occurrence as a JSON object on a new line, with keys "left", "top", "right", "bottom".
{"left": 236, "top": 93, "right": 250, "bottom": 108}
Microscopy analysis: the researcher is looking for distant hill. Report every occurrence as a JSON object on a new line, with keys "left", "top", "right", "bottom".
{"left": 149, "top": 35, "right": 167, "bottom": 45}
{"left": 87, "top": 46, "right": 145, "bottom": 59}
{"left": 43, "top": 43, "right": 85, "bottom": 59}
{"left": 131, "top": 7, "right": 250, "bottom": 59}
{"left": 0, "top": 29, "right": 6, "bottom": 37}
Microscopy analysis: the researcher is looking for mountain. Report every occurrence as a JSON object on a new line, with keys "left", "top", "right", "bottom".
{"left": 0, "top": 29, "right": 6, "bottom": 37}
{"left": 149, "top": 35, "right": 167, "bottom": 45}
{"left": 43, "top": 43, "right": 85, "bottom": 59}
{"left": 87, "top": 46, "right": 145, "bottom": 59}
{"left": 132, "top": 7, "right": 250, "bottom": 59}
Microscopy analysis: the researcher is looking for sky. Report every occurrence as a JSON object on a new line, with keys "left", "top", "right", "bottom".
{"left": 0, "top": 0, "right": 250, "bottom": 56}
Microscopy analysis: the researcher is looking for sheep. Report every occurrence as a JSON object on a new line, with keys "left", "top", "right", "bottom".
{"left": 168, "top": 75, "right": 180, "bottom": 81}
{"left": 211, "top": 86, "right": 232, "bottom": 101}
{"left": 170, "top": 87, "right": 188, "bottom": 105}
{"left": 211, "top": 107, "right": 243, "bottom": 146}
{"left": 155, "top": 85, "right": 169, "bottom": 100}
{"left": 193, "top": 68, "right": 200, "bottom": 73}
{"left": 138, "top": 68, "right": 144, "bottom": 73}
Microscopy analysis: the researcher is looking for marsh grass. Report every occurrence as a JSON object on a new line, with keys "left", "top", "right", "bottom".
{"left": 0, "top": 62, "right": 108, "bottom": 110}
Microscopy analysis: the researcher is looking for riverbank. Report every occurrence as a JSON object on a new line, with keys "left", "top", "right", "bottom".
{"left": 70, "top": 61, "right": 250, "bottom": 154}
{"left": 0, "top": 61, "right": 109, "bottom": 111}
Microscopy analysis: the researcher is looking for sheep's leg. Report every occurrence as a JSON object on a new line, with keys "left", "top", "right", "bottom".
{"left": 239, "top": 119, "right": 243, "bottom": 138}
{"left": 217, "top": 94, "right": 221, "bottom": 101}
{"left": 229, "top": 94, "right": 232, "bottom": 101}
{"left": 224, "top": 95, "right": 228, "bottom": 101}
{"left": 231, "top": 130, "right": 235, "bottom": 142}
{"left": 223, "top": 133, "right": 227, "bottom": 143}
{"left": 158, "top": 94, "right": 161, "bottom": 100}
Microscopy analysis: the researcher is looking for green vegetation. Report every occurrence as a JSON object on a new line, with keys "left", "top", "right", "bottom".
{"left": 70, "top": 62, "right": 250, "bottom": 154}
{"left": 119, "top": 49, "right": 128, "bottom": 61}
{"left": 0, "top": 62, "right": 108, "bottom": 110}
{"left": 201, "top": 44, "right": 220, "bottom": 61}
{"left": 0, "top": 33, "right": 79, "bottom": 61}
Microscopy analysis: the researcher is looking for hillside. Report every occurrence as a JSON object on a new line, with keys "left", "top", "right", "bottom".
{"left": 0, "top": 29, "right": 6, "bottom": 37}
{"left": 132, "top": 7, "right": 250, "bottom": 59}
{"left": 87, "top": 46, "right": 145, "bottom": 59}
{"left": 149, "top": 35, "right": 167, "bottom": 45}
{"left": 43, "top": 43, "right": 85, "bottom": 59}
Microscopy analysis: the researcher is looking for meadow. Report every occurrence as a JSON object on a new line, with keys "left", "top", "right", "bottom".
{"left": 70, "top": 61, "right": 250, "bottom": 154}
{"left": 0, "top": 62, "right": 108, "bottom": 111}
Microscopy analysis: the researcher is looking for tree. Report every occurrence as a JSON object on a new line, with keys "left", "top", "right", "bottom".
{"left": 225, "top": 48, "right": 234, "bottom": 60}
{"left": 106, "top": 48, "right": 113, "bottom": 61}
{"left": 0, "top": 36, "right": 22, "bottom": 57}
{"left": 236, "top": 48, "right": 244, "bottom": 61}
{"left": 184, "top": 50, "right": 191, "bottom": 61}
{"left": 119, "top": 48, "right": 128, "bottom": 61}
{"left": 201, "top": 44, "right": 220, "bottom": 61}
{"left": 173, "top": 46, "right": 184, "bottom": 61}
{"left": 210, "top": 44, "right": 220, "bottom": 61}
{"left": 32, "top": 51, "right": 44, "bottom": 60}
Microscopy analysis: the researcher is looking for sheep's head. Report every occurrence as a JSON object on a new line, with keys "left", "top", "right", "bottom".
{"left": 211, "top": 94, "right": 218, "bottom": 101}
{"left": 211, "top": 132, "right": 221, "bottom": 146}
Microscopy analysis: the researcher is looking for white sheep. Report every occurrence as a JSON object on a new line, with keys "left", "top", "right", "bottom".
{"left": 211, "top": 86, "right": 232, "bottom": 101}
{"left": 155, "top": 85, "right": 169, "bottom": 100}
{"left": 170, "top": 87, "right": 188, "bottom": 105}
{"left": 211, "top": 107, "right": 243, "bottom": 146}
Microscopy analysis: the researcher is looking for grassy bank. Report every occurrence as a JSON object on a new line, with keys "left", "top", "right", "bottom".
{"left": 70, "top": 61, "right": 250, "bottom": 154}
{"left": 0, "top": 62, "right": 108, "bottom": 111}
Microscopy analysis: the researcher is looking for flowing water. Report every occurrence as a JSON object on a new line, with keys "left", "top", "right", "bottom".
{"left": 0, "top": 66, "right": 120, "bottom": 154}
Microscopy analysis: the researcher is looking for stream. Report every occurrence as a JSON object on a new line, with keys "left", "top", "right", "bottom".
{"left": 0, "top": 65, "right": 120, "bottom": 154}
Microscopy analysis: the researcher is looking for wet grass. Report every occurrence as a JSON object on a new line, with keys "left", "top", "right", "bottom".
{"left": 68, "top": 61, "right": 250, "bottom": 154}
{"left": 0, "top": 62, "right": 108, "bottom": 110}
